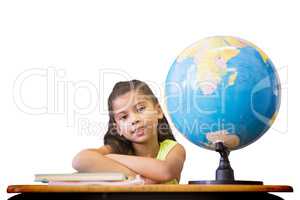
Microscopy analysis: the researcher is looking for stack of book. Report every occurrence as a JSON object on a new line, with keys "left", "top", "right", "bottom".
{"left": 34, "top": 172, "right": 144, "bottom": 185}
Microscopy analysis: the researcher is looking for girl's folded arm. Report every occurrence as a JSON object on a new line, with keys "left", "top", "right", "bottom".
{"left": 105, "top": 144, "right": 186, "bottom": 182}
{"left": 72, "top": 145, "right": 137, "bottom": 177}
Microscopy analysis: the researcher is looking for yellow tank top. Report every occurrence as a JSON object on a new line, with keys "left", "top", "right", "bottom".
{"left": 156, "top": 139, "right": 179, "bottom": 184}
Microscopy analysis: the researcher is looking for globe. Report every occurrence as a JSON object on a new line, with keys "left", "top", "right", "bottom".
{"left": 165, "top": 36, "right": 281, "bottom": 151}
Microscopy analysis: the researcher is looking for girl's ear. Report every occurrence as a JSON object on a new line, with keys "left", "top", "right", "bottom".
{"left": 156, "top": 104, "right": 164, "bottom": 120}
{"left": 113, "top": 123, "right": 123, "bottom": 136}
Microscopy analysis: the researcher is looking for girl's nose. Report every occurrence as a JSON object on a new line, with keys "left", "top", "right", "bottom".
{"left": 131, "top": 119, "right": 140, "bottom": 126}
{"left": 130, "top": 113, "right": 140, "bottom": 125}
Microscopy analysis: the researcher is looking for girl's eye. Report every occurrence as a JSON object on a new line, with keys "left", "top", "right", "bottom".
{"left": 137, "top": 106, "right": 145, "bottom": 112}
{"left": 119, "top": 115, "right": 128, "bottom": 120}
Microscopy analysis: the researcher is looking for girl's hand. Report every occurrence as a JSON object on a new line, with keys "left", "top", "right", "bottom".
{"left": 105, "top": 154, "right": 160, "bottom": 183}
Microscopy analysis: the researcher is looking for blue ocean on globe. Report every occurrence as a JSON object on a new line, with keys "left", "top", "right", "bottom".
{"left": 165, "top": 36, "right": 281, "bottom": 150}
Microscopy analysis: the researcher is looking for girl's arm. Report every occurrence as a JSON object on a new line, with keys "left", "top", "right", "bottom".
{"left": 105, "top": 144, "right": 186, "bottom": 182}
{"left": 72, "top": 145, "right": 137, "bottom": 177}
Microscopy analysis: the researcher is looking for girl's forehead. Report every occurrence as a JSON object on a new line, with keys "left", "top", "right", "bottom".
{"left": 112, "top": 91, "right": 153, "bottom": 112}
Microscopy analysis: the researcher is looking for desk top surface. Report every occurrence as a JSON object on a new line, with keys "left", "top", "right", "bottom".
{"left": 7, "top": 184, "right": 293, "bottom": 193}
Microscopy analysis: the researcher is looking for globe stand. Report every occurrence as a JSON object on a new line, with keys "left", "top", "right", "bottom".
{"left": 189, "top": 142, "right": 263, "bottom": 185}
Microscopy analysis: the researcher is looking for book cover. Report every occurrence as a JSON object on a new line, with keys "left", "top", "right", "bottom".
{"left": 35, "top": 172, "right": 128, "bottom": 183}
{"left": 47, "top": 175, "right": 145, "bottom": 186}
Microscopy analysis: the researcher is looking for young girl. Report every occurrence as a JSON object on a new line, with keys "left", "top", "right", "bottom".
{"left": 72, "top": 80, "right": 186, "bottom": 184}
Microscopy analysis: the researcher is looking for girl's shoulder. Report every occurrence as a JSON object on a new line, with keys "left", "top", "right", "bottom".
{"left": 157, "top": 139, "right": 179, "bottom": 160}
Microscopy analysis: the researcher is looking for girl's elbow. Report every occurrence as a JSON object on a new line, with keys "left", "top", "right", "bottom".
{"left": 72, "top": 151, "right": 86, "bottom": 172}
{"left": 72, "top": 157, "right": 84, "bottom": 172}
{"left": 72, "top": 149, "right": 99, "bottom": 172}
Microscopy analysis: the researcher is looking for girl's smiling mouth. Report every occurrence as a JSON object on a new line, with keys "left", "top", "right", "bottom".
{"left": 133, "top": 126, "right": 146, "bottom": 136}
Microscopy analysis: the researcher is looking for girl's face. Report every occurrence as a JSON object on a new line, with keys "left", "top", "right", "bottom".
{"left": 112, "top": 90, "right": 163, "bottom": 143}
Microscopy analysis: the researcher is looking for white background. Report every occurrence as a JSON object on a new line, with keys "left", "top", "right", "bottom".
{"left": 0, "top": 1, "right": 298, "bottom": 199}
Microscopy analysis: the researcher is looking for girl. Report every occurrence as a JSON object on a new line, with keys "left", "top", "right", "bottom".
{"left": 72, "top": 80, "right": 186, "bottom": 184}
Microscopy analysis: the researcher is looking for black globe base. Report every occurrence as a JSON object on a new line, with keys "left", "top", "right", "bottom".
{"left": 189, "top": 180, "right": 263, "bottom": 185}
{"left": 189, "top": 142, "right": 263, "bottom": 185}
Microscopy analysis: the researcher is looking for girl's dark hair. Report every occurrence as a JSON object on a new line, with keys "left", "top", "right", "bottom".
{"left": 103, "top": 79, "right": 175, "bottom": 155}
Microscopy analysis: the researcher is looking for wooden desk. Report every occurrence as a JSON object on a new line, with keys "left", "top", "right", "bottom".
{"left": 7, "top": 184, "right": 293, "bottom": 200}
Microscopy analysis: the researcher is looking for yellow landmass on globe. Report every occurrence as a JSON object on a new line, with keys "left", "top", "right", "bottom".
{"left": 175, "top": 37, "right": 242, "bottom": 95}
{"left": 177, "top": 36, "right": 269, "bottom": 64}
{"left": 195, "top": 47, "right": 240, "bottom": 95}
{"left": 175, "top": 36, "right": 270, "bottom": 95}
{"left": 228, "top": 71, "right": 238, "bottom": 86}
{"left": 177, "top": 37, "right": 237, "bottom": 62}
{"left": 224, "top": 36, "right": 247, "bottom": 48}
{"left": 176, "top": 40, "right": 207, "bottom": 62}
